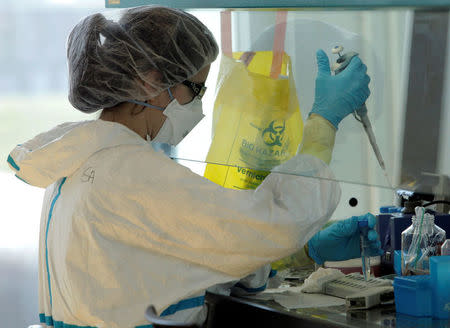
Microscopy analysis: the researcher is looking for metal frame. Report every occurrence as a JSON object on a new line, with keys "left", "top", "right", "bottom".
{"left": 105, "top": 0, "right": 450, "bottom": 9}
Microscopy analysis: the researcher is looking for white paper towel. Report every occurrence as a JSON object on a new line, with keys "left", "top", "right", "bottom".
{"left": 242, "top": 286, "right": 345, "bottom": 309}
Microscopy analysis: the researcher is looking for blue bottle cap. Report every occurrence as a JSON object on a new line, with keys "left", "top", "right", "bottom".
{"left": 380, "top": 206, "right": 394, "bottom": 213}
{"left": 388, "top": 207, "right": 403, "bottom": 213}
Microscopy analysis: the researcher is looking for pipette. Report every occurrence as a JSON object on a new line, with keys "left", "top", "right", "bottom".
{"left": 358, "top": 218, "right": 371, "bottom": 281}
{"left": 331, "top": 46, "right": 389, "bottom": 180}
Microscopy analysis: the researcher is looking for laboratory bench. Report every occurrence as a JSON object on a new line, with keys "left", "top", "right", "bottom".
{"left": 204, "top": 292, "right": 450, "bottom": 328}
{"left": 203, "top": 265, "right": 450, "bottom": 328}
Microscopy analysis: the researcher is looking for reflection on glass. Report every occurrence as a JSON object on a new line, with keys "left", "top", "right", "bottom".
{"left": 170, "top": 11, "right": 400, "bottom": 191}
{"left": 172, "top": 10, "right": 450, "bottom": 202}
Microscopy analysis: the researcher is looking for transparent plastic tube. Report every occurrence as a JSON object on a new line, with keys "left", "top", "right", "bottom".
{"left": 358, "top": 219, "right": 371, "bottom": 281}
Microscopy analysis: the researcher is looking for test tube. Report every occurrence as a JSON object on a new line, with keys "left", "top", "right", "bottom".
{"left": 358, "top": 219, "right": 371, "bottom": 281}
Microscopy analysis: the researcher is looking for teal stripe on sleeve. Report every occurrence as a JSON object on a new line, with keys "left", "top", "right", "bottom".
{"left": 7, "top": 155, "right": 20, "bottom": 171}
{"left": 234, "top": 268, "right": 275, "bottom": 293}
{"left": 234, "top": 282, "right": 267, "bottom": 293}
{"left": 160, "top": 295, "right": 205, "bottom": 316}
{"left": 135, "top": 295, "right": 205, "bottom": 327}
{"left": 15, "top": 174, "right": 29, "bottom": 184}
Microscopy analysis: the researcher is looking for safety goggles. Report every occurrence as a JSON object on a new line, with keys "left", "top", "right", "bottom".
{"left": 181, "top": 80, "right": 207, "bottom": 100}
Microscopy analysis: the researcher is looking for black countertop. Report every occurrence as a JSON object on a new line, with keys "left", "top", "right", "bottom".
{"left": 205, "top": 292, "right": 450, "bottom": 327}
{"left": 204, "top": 272, "right": 450, "bottom": 328}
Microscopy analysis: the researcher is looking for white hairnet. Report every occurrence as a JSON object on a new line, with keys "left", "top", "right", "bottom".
{"left": 67, "top": 6, "right": 219, "bottom": 113}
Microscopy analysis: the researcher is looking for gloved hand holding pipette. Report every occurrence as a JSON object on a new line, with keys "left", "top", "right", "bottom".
{"left": 311, "top": 46, "right": 390, "bottom": 184}
{"left": 310, "top": 49, "right": 370, "bottom": 129}
{"left": 307, "top": 213, "right": 384, "bottom": 265}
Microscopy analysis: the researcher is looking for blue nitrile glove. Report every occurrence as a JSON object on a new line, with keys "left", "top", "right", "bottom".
{"left": 310, "top": 49, "right": 371, "bottom": 129}
{"left": 308, "top": 213, "right": 384, "bottom": 265}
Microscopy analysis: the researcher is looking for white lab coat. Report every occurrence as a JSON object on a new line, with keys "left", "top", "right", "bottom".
{"left": 8, "top": 120, "right": 340, "bottom": 328}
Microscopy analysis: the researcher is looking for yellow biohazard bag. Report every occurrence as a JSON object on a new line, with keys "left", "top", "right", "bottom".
{"left": 204, "top": 12, "right": 304, "bottom": 190}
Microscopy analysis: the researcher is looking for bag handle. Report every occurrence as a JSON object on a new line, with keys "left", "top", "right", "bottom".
{"left": 220, "top": 10, "right": 287, "bottom": 78}
{"left": 270, "top": 11, "right": 287, "bottom": 79}
{"left": 220, "top": 10, "right": 233, "bottom": 57}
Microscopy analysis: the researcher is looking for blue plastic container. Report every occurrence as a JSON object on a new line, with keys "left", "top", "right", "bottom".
{"left": 393, "top": 275, "right": 432, "bottom": 317}
{"left": 394, "top": 250, "right": 402, "bottom": 275}
{"left": 430, "top": 256, "right": 450, "bottom": 319}
{"left": 395, "top": 313, "right": 435, "bottom": 328}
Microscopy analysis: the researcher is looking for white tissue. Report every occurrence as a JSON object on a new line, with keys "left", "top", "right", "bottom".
{"left": 300, "top": 267, "right": 345, "bottom": 293}
{"left": 242, "top": 286, "right": 345, "bottom": 309}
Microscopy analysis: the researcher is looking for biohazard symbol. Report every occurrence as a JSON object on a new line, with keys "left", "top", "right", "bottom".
{"left": 262, "top": 120, "right": 286, "bottom": 147}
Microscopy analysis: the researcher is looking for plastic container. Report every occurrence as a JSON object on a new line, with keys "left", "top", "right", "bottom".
{"left": 394, "top": 250, "right": 402, "bottom": 275}
{"left": 395, "top": 313, "right": 435, "bottom": 328}
{"left": 379, "top": 206, "right": 395, "bottom": 214}
{"left": 401, "top": 207, "right": 446, "bottom": 275}
{"left": 430, "top": 256, "right": 450, "bottom": 319}
{"left": 393, "top": 275, "right": 432, "bottom": 317}
{"left": 388, "top": 207, "right": 403, "bottom": 214}
{"left": 442, "top": 239, "right": 450, "bottom": 256}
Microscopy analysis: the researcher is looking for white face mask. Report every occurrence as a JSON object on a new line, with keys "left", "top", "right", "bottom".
{"left": 130, "top": 91, "right": 204, "bottom": 146}
{"left": 152, "top": 98, "right": 204, "bottom": 145}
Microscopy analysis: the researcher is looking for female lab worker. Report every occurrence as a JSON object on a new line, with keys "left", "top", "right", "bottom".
{"left": 7, "top": 6, "right": 381, "bottom": 328}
